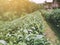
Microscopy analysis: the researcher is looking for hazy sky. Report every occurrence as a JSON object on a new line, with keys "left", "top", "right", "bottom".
{"left": 29, "top": 0, "right": 53, "bottom": 4}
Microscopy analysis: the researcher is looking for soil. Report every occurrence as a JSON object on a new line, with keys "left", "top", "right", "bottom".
{"left": 41, "top": 14, "right": 59, "bottom": 45}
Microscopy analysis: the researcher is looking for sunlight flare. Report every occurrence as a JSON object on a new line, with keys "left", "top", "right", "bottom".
{"left": 29, "top": 0, "right": 53, "bottom": 4}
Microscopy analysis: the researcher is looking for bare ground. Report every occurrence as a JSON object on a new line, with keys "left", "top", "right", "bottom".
{"left": 41, "top": 15, "right": 59, "bottom": 45}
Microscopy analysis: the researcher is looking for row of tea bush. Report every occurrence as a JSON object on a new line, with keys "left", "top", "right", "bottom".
{"left": 0, "top": 11, "right": 51, "bottom": 45}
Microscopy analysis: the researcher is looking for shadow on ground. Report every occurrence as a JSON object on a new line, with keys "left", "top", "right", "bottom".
{"left": 46, "top": 21, "right": 60, "bottom": 41}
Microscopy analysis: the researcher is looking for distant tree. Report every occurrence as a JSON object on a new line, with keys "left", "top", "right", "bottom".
{"left": 57, "top": 0, "right": 60, "bottom": 2}
{"left": 0, "top": 0, "right": 39, "bottom": 13}
{"left": 0, "top": 0, "right": 40, "bottom": 21}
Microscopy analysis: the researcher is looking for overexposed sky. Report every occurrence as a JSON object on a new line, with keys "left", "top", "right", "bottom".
{"left": 29, "top": 0, "right": 53, "bottom": 4}
{"left": 46, "top": 0, "right": 53, "bottom": 2}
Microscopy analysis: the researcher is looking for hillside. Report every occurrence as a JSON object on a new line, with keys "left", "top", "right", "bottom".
{"left": 0, "top": 11, "right": 59, "bottom": 45}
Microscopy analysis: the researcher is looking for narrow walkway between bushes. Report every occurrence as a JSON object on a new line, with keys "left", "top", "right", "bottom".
{"left": 40, "top": 13, "right": 59, "bottom": 45}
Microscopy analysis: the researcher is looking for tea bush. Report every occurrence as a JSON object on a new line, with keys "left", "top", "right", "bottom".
{"left": 44, "top": 9, "right": 60, "bottom": 29}
{"left": 0, "top": 11, "right": 51, "bottom": 45}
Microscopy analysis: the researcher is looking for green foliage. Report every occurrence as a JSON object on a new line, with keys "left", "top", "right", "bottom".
{"left": 0, "top": 11, "right": 27, "bottom": 21}
{"left": 0, "top": 0, "right": 40, "bottom": 21}
{"left": 44, "top": 9, "right": 60, "bottom": 29}
{"left": 0, "top": 11, "right": 51, "bottom": 45}
{"left": 0, "top": 43, "right": 3, "bottom": 45}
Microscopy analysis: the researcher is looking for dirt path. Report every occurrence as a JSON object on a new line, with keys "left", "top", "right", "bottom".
{"left": 44, "top": 21, "right": 59, "bottom": 45}
{"left": 41, "top": 15, "right": 59, "bottom": 45}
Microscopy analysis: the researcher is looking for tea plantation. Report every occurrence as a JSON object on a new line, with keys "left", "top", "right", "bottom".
{"left": 0, "top": 11, "right": 52, "bottom": 45}
{"left": 0, "top": 9, "right": 60, "bottom": 45}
